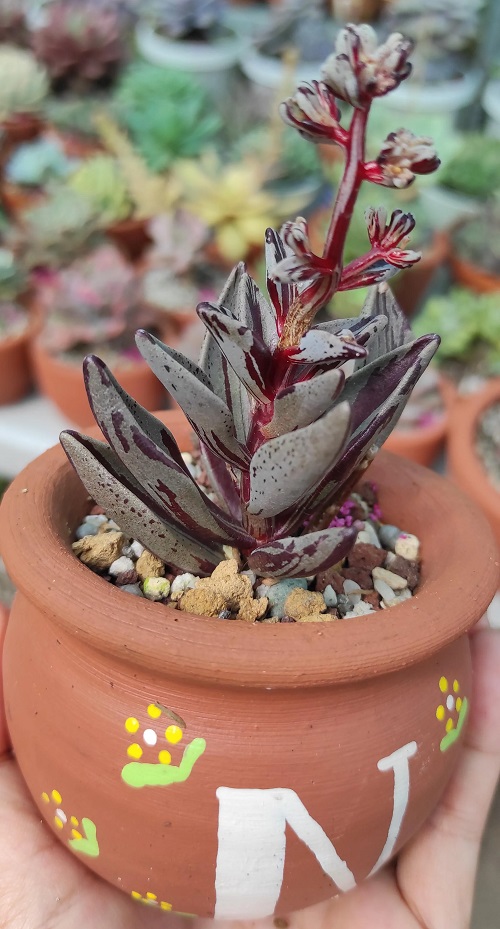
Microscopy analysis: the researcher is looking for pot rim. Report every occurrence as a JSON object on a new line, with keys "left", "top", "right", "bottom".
{"left": 1, "top": 411, "right": 498, "bottom": 689}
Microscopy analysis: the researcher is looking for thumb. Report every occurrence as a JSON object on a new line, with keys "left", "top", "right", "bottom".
{"left": 0, "top": 603, "right": 10, "bottom": 757}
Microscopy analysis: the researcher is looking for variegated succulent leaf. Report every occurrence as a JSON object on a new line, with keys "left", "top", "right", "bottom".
{"left": 60, "top": 431, "right": 223, "bottom": 575}
{"left": 262, "top": 369, "right": 345, "bottom": 438}
{"left": 197, "top": 303, "right": 272, "bottom": 403}
{"left": 247, "top": 526, "right": 358, "bottom": 579}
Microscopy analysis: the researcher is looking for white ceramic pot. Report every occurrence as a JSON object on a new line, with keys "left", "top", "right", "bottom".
{"left": 376, "top": 68, "right": 483, "bottom": 117}
{"left": 418, "top": 184, "right": 481, "bottom": 232}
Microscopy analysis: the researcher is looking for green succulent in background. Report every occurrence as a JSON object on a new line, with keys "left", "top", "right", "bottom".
{"left": 0, "top": 45, "right": 49, "bottom": 121}
{"left": 6, "top": 137, "right": 76, "bottom": 187}
{"left": 43, "top": 95, "right": 109, "bottom": 140}
{"left": 114, "top": 63, "right": 222, "bottom": 171}
{"left": 234, "top": 124, "right": 322, "bottom": 184}
{"left": 451, "top": 210, "right": 500, "bottom": 276}
{"left": 68, "top": 154, "right": 132, "bottom": 225}
{"left": 19, "top": 187, "right": 101, "bottom": 267}
{"left": 0, "top": 247, "right": 28, "bottom": 302}
{"left": 413, "top": 288, "right": 500, "bottom": 376}
{"left": 438, "top": 135, "right": 500, "bottom": 200}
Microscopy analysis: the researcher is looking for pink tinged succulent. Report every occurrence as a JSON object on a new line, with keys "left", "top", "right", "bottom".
{"left": 321, "top": 24, "right": 413, "bottom": 109}
{"left": 279, "top": 80, "right": 348, "bottom": 147}
{"left": 365, "top": 129, "right": 440, "bottom": 189}
{"left": 270, "top": 217, "right": 333, "bottom": 285}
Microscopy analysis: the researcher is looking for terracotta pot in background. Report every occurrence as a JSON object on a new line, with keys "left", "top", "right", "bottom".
{"left": 448, "top": 378, "right": 500, "bottom": 549}
{"left": 1, "top": 181, "right": 45, "bottom": 217}
{"left": 1, "top": 113, "right": 44, "bottom": 147}
{"left": 384, "top": 375, "right": 457, "bottom": 467}
{"left": 0, "top": 410, "right": 497, "bottom": 919}
{"left": 0, "top": 299, "right": 40, "bottom": 406}
{"left": 30, "top": 339, "right": 168, "bottom": 428}
{"left": 391, "top": 230, "right": 449, "bottom": 317}
{"left": 107, "top": 217, "right": 153, "bottom": 264}
{"left": 0, "top": 602, "right": 9, "bottom": 753}
{"left": 449, "top": 252, "right": 500, "bottom": 294}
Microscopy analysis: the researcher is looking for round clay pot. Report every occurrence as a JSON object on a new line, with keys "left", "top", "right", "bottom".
{"left": 1, "top": 181, "right": 46, "bottom": 217}
{"left": 449, "top": 252, "right": 500, "bottom": 293}
{"left": 1, "top": 113, "right": 44, "bottom": 147}
{"left": 0, "top": 602, "right": 9, "bottom": 753}
{"left": 106, "top": 218, "right": 153, "bottom": 263}
{"left": 384, "top": 375, "right": 457, "bottom": 467}
{"left": 0, "top": 410, "right": 497, "bottom": 919}
{"left": 448, "top": 378, "right": 500, "bottom": 550}
{"left": 30, "top": 340, "right": 168, "bottom": 428}
{"left": 0, "top": 299, "right": 40, "bottom": 406}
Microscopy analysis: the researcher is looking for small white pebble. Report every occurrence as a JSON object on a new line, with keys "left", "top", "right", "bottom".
{"left": 106, "top": 520, "right": 121, "bottom": 531}
{"left": 372, "top": 567, "right": 408, "bottom": 591}
{"left": 373, "top": 577, "right": 395, "bottom": 603}
{"left": 83, "top": 514, "right": 108, "bottom": 527}
{"left": 255, "top": 584, "right": 270, "bottom": 599}
{"left": 170, "top": 573, "right": 197, "bottom": 601}
{"left": 356, "top": 521, "right": 381, "bottom": 547}
{"left": 344, "top": 601, "right": 375, "bottom": 618}
{"left": 323, "top": 584, "right": 337, "bottom": 608}
{"left": 120, "top": 583, "right": 144, "bottom": 597}
{"left": 143, "top": 728, "right": 158, "bottom": 746}
{"left": 108, "top": 556, "right": 135, "bottom": 577}
{"left": 380, "top": 588, "right": 413, "bottom": 609}
{"left": 143, "top": 577, "right": 171, "bottom": 601}
{"left": 130, "top": 540, "right": 145, "bottom": 558}
{"left": 395, "top": 533, "right": 420, "bottom": 562}
{"left": 343, "top": 579, "right": 362, "bottom": 606}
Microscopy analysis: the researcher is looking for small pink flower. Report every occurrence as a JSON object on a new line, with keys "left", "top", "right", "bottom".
{"left": 364, "top": 207, "right": 420, "bottom": 268}
{"left": 279, "top": 80, "right": 347, "bottom": 147}
{"left": 321, "top": 25, "right": 413, "bottom": 109}
{"left": 270, "top": 217, "right": 333, "bottom": 285}
{"left": 366, "top": 129, "right": 440, "bottom": 188}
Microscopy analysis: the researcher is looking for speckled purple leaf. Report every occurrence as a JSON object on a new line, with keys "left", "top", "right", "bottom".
{"left": 247, "top": 526, "right": 357, "bottom": 579}
{"left": 355, "top": 285, "right": 412, "bottom": 367}
{"left": 84, "top": 356, "right": 252, "bottom": 548}
{"left": 286, "top": 328, "right": 367, "bottom": 365}
{"left": 247, "top": 402, "right": 351, "bottom": 518}
{"left": 60, "top": 431, "right": 222, "bottom": 575}
{"left": 197, "top": 303, "right": 271, "bottom": 402}
{"left": 265, "top": 227, "right": 297, "bottom": 330}
{"left": 135, "top": 330, "right": 249, "bottom": 470}
{"left": 317, "top": 313, "right": 388, "bottom": 347}
{"left": 264, "top": 369, "right": 345, "bottom": 437}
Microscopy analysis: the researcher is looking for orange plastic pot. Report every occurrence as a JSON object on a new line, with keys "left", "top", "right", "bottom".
{"left": 384, "top": 375, "right": 457, "bottom": 467}
{"left": 448, "top": 378, "right": 500, "bottom": 549}
{"left": 30, "top": 340, "right": 168, "bottom": 428}
{"left": 0, "top": 410, "right": 497, "bottom": 919}
{"left": 107, "top": 218, "right": 153, "bottom": 263}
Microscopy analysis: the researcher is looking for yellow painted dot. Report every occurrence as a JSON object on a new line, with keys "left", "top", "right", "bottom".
{"left": 446, "top": 718, "right": 454, "bottom": 733}
{"left": 436, "top": 705, "right": 445, "bottom": 721}
{"left": 131, "top": 891, "right": 142, "bottom": 900}
{"left": 165, "top": 725, "right": 183, "bottom": 744}
{"left": 147, "top": 704, "right": 162, "bottom": 719}
{"left": 54, "top": 816, "right": 64, "bottom": 830}
{"left": 456, "top": 697, "right": 463, "bottom": 712}
{"left": 70, "top": 816, "right": 79, "bottom": 827}
{"left": 160, "top": 901, "right": 173, "bottom": 910}
{"left": 439, "top": 677, "right": 448, "bottom": 693}
{"left": 146, "top": 892, "right": 157, "bottom": 901}
{"left": 127, "top": 743, "right": 143, "bottom": 759}
{"left": 71, "top": 829, "right": 82, "bottom": 840}
{"left": 41, "top": 792, "right": 50, "bottom": 804}
{"left": 158, "top": 750, "right": 172, "bottom": 765}
{"left": 125, "top": 717, "right": 140, "bottom": 734}
{"left": 453, "top": 680, "right": 460, "bottom": 693}
{"left": 52, "top": 789, "right": 62, "bottom": 804}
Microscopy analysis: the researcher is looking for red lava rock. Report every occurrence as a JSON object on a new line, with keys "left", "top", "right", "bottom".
{"left": 90, "top": 504, "right": 105, "bottom": 515}
{"left": 280, "top": 615, "right": 297, "bottom": 623}
{"left": 343, "top": 567, "right": 373, "bottom": 589}
{"left": 358, "top": 481, "right": 378, "bottom": 506}
{"left": 363, "top": 590, "right": 381, "bottom": 611}
{"left": 115, "top": 569, "right": 139, "bottom": 586}
{"left": 315, "top": 568, "right": 344, "bottom": 594}
{"left": 347, "top": 543, "right": 385, "bottom": 572}
{"left": 384, "top": 553, "right": 420, "bottom": 590}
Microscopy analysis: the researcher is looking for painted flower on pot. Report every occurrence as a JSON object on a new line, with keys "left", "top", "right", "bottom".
{"left": 61, "top": 24, "right": 440, "bottom": 582}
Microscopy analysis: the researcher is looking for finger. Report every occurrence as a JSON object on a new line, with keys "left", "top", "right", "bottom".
{"left": 396, "top": 629, "right": 500, "bottom": 929}
{"left": 0, "top": 603, "right": 10, "bottom": 756}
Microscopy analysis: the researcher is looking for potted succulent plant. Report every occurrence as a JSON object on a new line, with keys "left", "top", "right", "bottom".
{"left": 2, "top": 133, "right": 77, "bottom": 216}
{"left": 135, "top": 0, "right": 244, "bottom": 102}
{"left": 419, "top": 134, "right": 500, "bottom": 232}
{"left": 449, "top": 209, "right": 500, "bottom": 293}
{"left": 0, "top": 246, "right": 38, "bottom": 406}
{"left": 0, "top": 25, "right": 497, "bottom": 922}
{"left": 13, "top": 186, "right": 102, "bottom": 268}
{"left": 31, "top": 0, "right": 130, "bottom": 93}
{"left": 0, "top": 45, "right": 48, "bottom": 151}
{"left": 29, "top": 242, "right": 168, "bottom": 426}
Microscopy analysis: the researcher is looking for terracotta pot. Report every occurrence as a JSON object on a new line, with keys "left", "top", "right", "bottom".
{"left": 449, "top": 252, "right": 500, "bottom": 293}
{"left": 0, "top": 410, "right": 497, "bottom": 919}
{"left": 107, "top": 217, "right": 153, "bottom": 263}
{"left": 448, "top": 378, "right": 500, "bottom": 549}
{"left": 1, "top": 113, "right": 44, "bottom": 147}
{"left": 30, "top": 339, "right": 168, "bottom": 428}
{"left": 391, "top": 231, "right": 449, "bottom": 317}
{"left": 1, "top": 181, "right": 45, "bottom": 217}
{"left": 384, "top": 375, "right": 457, "bottom": 467}
{"left": 0, "top": 602, "right": 8, "bottom": 752}
{"left": 0, "top": 299, "right": 40, "bottom": 406}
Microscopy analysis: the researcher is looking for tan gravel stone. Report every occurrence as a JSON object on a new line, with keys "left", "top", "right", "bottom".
{"left": 136, "top": 551, "right": 165, "bottom": 580}
{"left": 72, "top": 531, "right": 124, "bottom": 570}
{"left": 296, "top": 612, "right": 337, "bottom": 623}
{"left": 236, "top": 596, "right": 269, "bottom": 623}
{"left": 284, "top": 588, "right": 327, "bottom": 620}
{"left": 179, "top": 587, "right": 226, "bottom": 617}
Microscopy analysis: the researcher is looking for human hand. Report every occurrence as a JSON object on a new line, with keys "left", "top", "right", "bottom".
{"left": 0, "top": 603, "right": 498, "bottom": 929}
